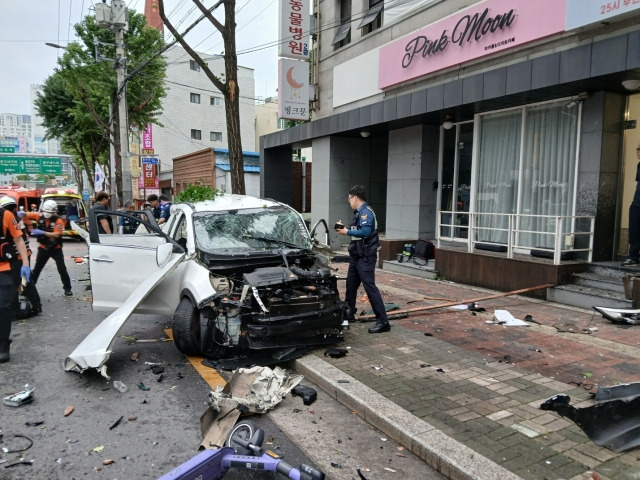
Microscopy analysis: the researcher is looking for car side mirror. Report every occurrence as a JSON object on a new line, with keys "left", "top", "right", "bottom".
{"left": 156, "top": 243, "right": 173, "bottom": 267}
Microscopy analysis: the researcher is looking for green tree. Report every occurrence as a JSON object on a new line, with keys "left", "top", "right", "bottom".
{"left": 36, "top": 10, "right": 167, "bottom": 198}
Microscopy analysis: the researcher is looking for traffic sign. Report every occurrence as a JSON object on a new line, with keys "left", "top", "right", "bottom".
{"left": 82, "top": 188, "right": 90, "bottom": 201}
{"left": 141, "top": 157, "right": 159, "bottom": 165}
{"left": 0, "top": 147, "right": 14, "bottom": 153}
{"left": 142, "top": 149, "right": 154, "bottom": 155}
{"left": 0, "top": 155, "right": 62, "bottom": 174}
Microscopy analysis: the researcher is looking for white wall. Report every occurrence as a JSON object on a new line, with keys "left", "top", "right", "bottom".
{"left": 217, "top": 168, "right": 260, "bottom": 197}
{"left": 155, "top": 46, "right": 256, "bottom": 176}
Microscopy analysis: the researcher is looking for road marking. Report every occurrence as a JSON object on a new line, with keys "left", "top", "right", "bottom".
{"left": 164, "top": 329, "right": 226, "bottom": 389}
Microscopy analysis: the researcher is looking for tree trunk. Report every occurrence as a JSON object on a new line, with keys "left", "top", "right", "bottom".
{"left": 223, "top": 1, "right": 245, "bottom": 195}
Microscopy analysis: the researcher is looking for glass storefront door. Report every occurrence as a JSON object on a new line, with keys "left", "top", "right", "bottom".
{"left": 439, "top": 122, "right": 473, "bottom": 239}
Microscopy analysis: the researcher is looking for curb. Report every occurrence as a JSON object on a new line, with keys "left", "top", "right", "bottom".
{"left": 293, "top": 354, "right": 522, "bottom": 480}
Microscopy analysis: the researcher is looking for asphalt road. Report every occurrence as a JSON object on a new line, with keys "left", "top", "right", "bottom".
{"left": 0, "top": 239, "right": 442, "bottom": 480}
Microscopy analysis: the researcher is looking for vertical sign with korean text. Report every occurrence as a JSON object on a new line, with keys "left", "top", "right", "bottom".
{"left": 278, "top": 0, "right": 310, "bottom": 60}
{"left": 278, "top": 58, "right": 310, "bottom": 121}
{"left": 142, "top": 124, "right": 153, "bottom": 151}
{"left": 138, "top": 163, "right": 159, "bottom": 189}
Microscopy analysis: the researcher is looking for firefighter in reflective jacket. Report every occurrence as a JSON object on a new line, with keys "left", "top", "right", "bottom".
{"left": 22, "top": 199, "right": 73, "bottom": 296}
{"left": 0, "top": 196, "right": 31, "bottom": 363}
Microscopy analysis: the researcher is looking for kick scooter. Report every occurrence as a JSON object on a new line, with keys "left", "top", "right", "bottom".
{"left": 157, "top": 419, "right": 325, "bottom": 480}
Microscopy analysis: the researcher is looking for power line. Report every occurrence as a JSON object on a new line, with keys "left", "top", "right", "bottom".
{"left": 57, "top": 0, "right": 62, "bottom": 52}
{"left": 68, "top": 0, "right": 74, "bottom": 44}
{"left": 200, "top": 0, "right": 271, "bottom": 56}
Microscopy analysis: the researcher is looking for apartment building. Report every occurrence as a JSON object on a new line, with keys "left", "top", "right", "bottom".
{"left": 155, "top": 45, "right": 256, "bottom": 192}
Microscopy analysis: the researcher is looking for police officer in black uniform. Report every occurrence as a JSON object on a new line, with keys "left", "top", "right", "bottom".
{"left": 336, "top": 185, "right": 390, "bottom": 333}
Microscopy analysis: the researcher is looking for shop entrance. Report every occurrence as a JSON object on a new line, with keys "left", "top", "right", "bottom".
{"left": 619, "top": 93, "right": 640, "bottom": 258}
{"left": 439, "top": 121, "right": 474, "bottom": 239}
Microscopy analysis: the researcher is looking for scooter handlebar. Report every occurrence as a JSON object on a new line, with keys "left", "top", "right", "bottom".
{"left": 276, "top": 460, "right": 325, "bottom": 480}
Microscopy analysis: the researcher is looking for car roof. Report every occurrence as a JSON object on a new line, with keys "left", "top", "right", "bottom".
{"left": 41, "top": 193, "right": 81, "bottom": 200}
{"left": 180, "top": 194, "right": 283, "bottom": 212}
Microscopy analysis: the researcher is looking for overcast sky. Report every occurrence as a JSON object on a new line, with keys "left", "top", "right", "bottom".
{"left": 0, "top": 0, "right": 280, "bottom": 115}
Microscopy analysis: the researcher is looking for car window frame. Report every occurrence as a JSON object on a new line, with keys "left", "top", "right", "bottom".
{"left": 88, "top": 208, "right": 185, "bottom": 254}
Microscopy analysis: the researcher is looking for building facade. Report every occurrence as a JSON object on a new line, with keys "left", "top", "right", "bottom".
{"left": 155, "top": 45, "right": 256, "bottom": 191}
{"left": 255, "top": 97, "right": 285, "bottom": 152}
{"left": 261, "top": 0, "right": 640, "bottom": 270}
{"left": 30, "top": 85, "right": 62, "bottom": 155}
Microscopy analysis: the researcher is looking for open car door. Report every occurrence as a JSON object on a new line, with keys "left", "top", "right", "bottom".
{"left": 65, "top": 250, "right": 185, "bottom": 378}
{"left": 87, "top": 209, "right": 185, "bottom": 315}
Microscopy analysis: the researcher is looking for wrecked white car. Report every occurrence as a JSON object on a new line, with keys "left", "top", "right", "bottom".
{"left": 65, "top": 195, "right": 345, "bottom": 376}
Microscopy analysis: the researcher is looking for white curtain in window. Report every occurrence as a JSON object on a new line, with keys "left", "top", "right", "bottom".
{"left": 475, "top": 110, "right": 522, "bottom": 243}
{"left": 519, "top": 103, "right": 578, "bottom": 249}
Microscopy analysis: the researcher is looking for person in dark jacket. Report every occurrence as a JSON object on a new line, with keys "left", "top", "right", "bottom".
{"left": 336, "top": 185, "right": 390, "bottom": 334}
{"left": 118, "top": 201, "right": 139, "bottom": 234}
{"left": 91, "top": 191, "right": 113, "bottom": 235}
{"left": 623, "top": 142, "right": 640, "bottom": 266}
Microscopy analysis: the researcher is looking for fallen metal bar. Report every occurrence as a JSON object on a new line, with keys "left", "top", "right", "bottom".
{"left": 359, "top": 283, "right": 556, "bottom": 320}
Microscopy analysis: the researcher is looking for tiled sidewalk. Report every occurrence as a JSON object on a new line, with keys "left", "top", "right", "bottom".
{"left": 318, "top": 264, "right": 640, "bottom": 480}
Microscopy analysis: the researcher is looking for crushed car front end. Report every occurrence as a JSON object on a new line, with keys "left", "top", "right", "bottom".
{"left": 175, "top": 199, "right": 346, "bottom": 357}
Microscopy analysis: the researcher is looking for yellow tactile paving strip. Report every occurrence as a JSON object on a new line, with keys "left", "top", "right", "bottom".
{"left": 165, "top": 328, "right": 226, "bottom": 390}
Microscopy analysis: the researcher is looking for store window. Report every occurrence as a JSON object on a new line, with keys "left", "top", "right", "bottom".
{"left": 359, "top": 0, "right": 383, "bottom": 35}
{"left": 332, "top": 0, "right": 352, "bottom": 48}
{"left": 475, "top": 100, "right": 579, "bottom": 249}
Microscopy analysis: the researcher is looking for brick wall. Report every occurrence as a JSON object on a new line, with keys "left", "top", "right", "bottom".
{"left": 291, "top": 162, "right": 312, "bottom": 213}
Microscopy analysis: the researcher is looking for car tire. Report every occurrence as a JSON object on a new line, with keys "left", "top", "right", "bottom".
{"left": 172, "top": 297, "right": 202, "bottom": 356}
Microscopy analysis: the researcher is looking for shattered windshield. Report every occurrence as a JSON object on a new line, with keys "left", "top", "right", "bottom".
{"left": 193, "top": 207, "right": 312, "bottom": 251}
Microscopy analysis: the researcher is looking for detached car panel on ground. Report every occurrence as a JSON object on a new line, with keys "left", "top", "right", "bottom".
{"left": 67, "top": 194, "right": 345, "bottom": 375}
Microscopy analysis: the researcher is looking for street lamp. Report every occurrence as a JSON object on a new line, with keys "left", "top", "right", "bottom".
{"left": 45, "top": 42, "right": 65, "bottom": 49}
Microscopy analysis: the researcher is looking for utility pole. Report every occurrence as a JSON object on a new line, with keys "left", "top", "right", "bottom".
{"left": 96, "top": 0, "right": 131, "bottom": 206}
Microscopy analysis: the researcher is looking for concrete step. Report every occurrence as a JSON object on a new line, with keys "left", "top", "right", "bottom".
{"left": 587, "top": 262, "right": 640, "bottom": 280}
{"left": 570, "top": 272, "right": 626, "bottom": 294}
{"left": 547, "top": 283, "right": 632, "bottom": 310}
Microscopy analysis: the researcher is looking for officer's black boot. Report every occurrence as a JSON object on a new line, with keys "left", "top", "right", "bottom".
{"left": 0, "top": 339, "right": 12, "bottom": 363}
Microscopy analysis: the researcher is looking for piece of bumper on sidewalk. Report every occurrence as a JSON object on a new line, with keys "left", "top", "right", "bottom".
{"left": 368, "top": 323, "right": 390, "bottom": 334}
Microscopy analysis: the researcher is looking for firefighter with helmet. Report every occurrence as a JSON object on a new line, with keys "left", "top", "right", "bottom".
{"left": 21, "top": 199, "right": 73, "bottom": 296}
{"left": 0, "top": 196, "right": 31, "bottom": 363}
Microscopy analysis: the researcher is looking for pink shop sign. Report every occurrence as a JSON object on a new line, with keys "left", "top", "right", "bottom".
{"left": 378, "top": 0, "right": 566, "bottom": 89}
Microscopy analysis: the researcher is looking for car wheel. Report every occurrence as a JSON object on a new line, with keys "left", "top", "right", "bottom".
{"left": 225, "top": 419, "right": 260, "bottom": 455}
{"left": 172, "top": 297, "right": 202, "bottom": 356}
